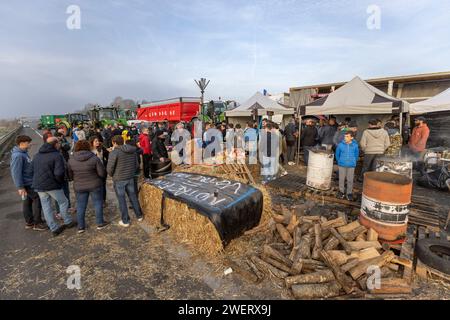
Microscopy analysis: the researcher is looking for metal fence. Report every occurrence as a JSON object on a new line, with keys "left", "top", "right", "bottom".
{"left": 0, "top": 126, "right": 22, "bottom": 160}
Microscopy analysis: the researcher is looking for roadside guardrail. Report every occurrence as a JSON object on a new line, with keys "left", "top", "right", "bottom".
{"left": 0, "top": 126, "right": 22, "bottom": 161}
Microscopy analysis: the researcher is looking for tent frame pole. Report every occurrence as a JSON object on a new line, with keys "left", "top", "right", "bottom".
{"left": 296, "top": 114, "right": 302, "bottom": 165}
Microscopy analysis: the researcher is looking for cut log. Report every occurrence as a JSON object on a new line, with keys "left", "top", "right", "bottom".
{"left": 273, "top": 214, "right": 286, "bottom": 224}
{"left": 327, "top": 247, "right": 381, "bottom": 266}
{"left": 289, "top": 259, "right": 303, "bottom": 275}
{"left": 225, "top": 258, "right": 259, "bottom": 283}
{"left": 321, "top": 229, "right": 331, "bottom": 241}
{"left": 368, "top": 278, "right": 412, "bottom": 295}
{"left": 276, "top": 223, "right": 293, "bottom": 246}
{"left": 263, "top": 245, "right": 293, "bottom": 267}
{"left": 250, "top": 256, "right": 289, "bottom": 279}
{"left": 299, "top": 222, "right": 313, "bottom": 234}
{"left": 346, "top": 241, "right": 382, "bottom": 251}
{"left": 246, "top": 259, "right": 264, "bottom": 281}
{"left": 321, "top": 250, "right": 357, "bottom": 294}
{"left": 367, "top": 228, "right": 379, "bottom": 241}
{"left": 300, "top": 216, "right": 321, "bottom": 223}
{"left": 298, "top": 234, "right": 312, "bottom": 259}
{"left": 323, "top": 236, "right": 340, "bottom": 251}
{"left": 330, "top": 228, "right": 353, "bottom": 255}
{"left": 312, "top": 224, "right": 323, "bottom": 260}
{"left": 289, "top": 227, "right": 301, "bottom": 261}
{"left": 341, "top": 258, "right": 360, "bottom": 273}
{"left": 285, "top": 269, "right": 335, "bottom": 288}
{"left": 391, "top": 256, "right": 412, "bottom": 269}
{"left": 321, "top": 216, "right": 346, "bottom": 230}
{"left": 292, "top": 281, "right": 342, "bottom": 299}
{"left": 355, "top": 234, "right": 366, "bottom": 242}
{"left": 261, "top": 255, "right": 292, "bottom": 273}
{"left": 337, "top": 220, "right": 361, "bottom": 234}
{"left": 337, "top": 211, "right": 348, "bottom": 224}
{"left": 286, "top": 215, "right": 300, "bottom": 234}
{"left": 348, "top": 251, "right": 395, "bottom": 280}
{"left": 341, "top": 226, "right": 367, "bottom": 241}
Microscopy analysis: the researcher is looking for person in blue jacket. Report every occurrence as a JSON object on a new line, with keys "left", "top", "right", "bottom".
{"left": 335, "top": 132, "right": 359, "bottom": 201}
{"left": 10, "top": 135, "right": 47, "bottom": 231}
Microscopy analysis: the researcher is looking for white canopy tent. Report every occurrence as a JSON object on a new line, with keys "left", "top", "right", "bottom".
{"left": 410, "top": 88, "right": 450, "bottom": 115}
{"left": 300, "top": 76, "right": 409, "bottom": 116}
{"left": 226, "top": 92, "right": 295, "bottom": 117}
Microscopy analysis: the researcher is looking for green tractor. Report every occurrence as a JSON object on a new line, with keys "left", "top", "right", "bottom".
{"left": 38, "top": 115, "right": 71, "bottom": 132}
{"left": 199, "top": 100, "right": 227, "bottom": 124}
{"left": 88, "top": 106, "right": 131, "bottom": 128}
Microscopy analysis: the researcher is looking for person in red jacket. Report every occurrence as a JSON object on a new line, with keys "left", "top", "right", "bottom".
{"left": 139, "top": 127, "right": 152, "bottom": 179}
{"left": 408, "top": 116, "right": 430, "bottom": 174}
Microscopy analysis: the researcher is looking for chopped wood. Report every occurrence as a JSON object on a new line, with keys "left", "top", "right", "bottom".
{"left": 346, "top": 241, "right": 382, "bottom": 251}
{"left": 300, "top": 216, "right": 321, "bottom": 223}
{"left": 337, "top": 220, "right": 361, "bottom": 234}
{"left": 330, "top": 228, "right": 352, "bottom": 255}
{"left": 355, "top": 234, "right": 366, "bottom": 242}
{"left": 368, "top": 278, "right": 412, "bottom": 295}
{"left": 292, "top": 281, "right": 342, "bottom": 299}
{"left": 323, "top": 236, "right": 340, "bottom": 251}
{"left": 289, "top": 259, "right": 303, "bottom": 276}
{"left": 225, "top": 258, "right": 259, "bottom": 283}
{"left": 341, "top": 226, "right": 367, "bottom": 241}
{"left": 250, "top": 256, "right": 289, "bottom": 279}
{"left": 264, "top": 245, "right": 293, "bottom": 267}
{"left": 276, "top": 223, "right": 293, "bottom": 246}
{"left": 321, "top": 250, "right": 357, "bottom": 294}
{"left": 298, "top": 234, "right": 312, "bottom": 259}
{"left": 286, "top": 215, "right": 300, "bottom": 234}
{"left": 246, "top": 259, "right": 264, "bottom": 281}
{"left": 367, "top": 228, "right": 378, "bottom": 241}
{"left": 299, "top": 222, "right": 313, "bottom": 234}
{"left": 341, "top": 258, "right": 360, "bottom": 273}
{"left": 391, "top": 256, "right": 412, "bottom": 269}
{"left": 312, "top": 224, "right": 323, "bottom": 260}
{"left": 273, "top": 214, "right": 286, "bottom": 224}
{"left": 349, "top": 251, "right": 395, "bottom": 280}
{"left": 321, "top": 229, "right": 331, "bottom": 241}
{"left": 387, "top": 263, "right": 399, "bottom": 272}
{"left": 321, "top": 216, "right": 347, "bottom": 230}
{"left": 261, "top": 255, "right": 292, "bottom": 273}
{"left": 337, "top": 211, "right": 348, "bottom": 224}
{"left": 285, "top": 269, "right": 335, "bottom": 288}
{"left": 327, "top": 248, "right": 381, "bottom": 266}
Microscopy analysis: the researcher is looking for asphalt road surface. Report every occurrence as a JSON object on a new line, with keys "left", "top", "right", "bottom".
{"left": 0, "top": 126, "right": 279, "bottom": 300}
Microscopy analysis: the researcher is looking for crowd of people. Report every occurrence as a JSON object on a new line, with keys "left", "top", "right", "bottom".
{"left": 10, "top": 116, "right": 430, "bottom": 235}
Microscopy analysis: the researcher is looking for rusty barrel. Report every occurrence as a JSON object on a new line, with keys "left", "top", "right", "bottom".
{"left": 359, "top": 172, "right": 412, "bottom": 243}
{"left": 306, "top": 149, "right": 334, "bottom": 191}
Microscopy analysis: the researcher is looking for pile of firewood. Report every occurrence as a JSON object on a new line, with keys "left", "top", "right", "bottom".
{"left": 231, "top": 204, "right": 413, "bottom": 299}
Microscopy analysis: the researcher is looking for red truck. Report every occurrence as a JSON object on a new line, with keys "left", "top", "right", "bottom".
{"left": 137, "top": 97, "right": 202, "bottom": 123}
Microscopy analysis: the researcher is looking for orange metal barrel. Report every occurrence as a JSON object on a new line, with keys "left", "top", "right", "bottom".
{"left": 360, "top": 172, "right": 413, "bottom": 244}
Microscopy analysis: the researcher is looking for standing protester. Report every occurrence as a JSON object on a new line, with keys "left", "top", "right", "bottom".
{"left": 259, "top": 122, "right": 279, "bottom": 184}
{"left": 103, "top": 124, "right": 113, "bottom": 149}
{"left": 139, "top": 127, "right": 152, "bottom": 179}
{"left": 244, "top": 121, "right": 258, "bottom": 162}
{"left": 32, "top": 137, "right": 76, "bottom": 236}
{"left": 10, "top": 135, "right": 47, "bottom": 231}
{"left": 126, "top": 139, "right": 143, "bottom": 196}
{"left": 274, "top": 123, "right": 288, "bottom": 177}
{"left": 90, "top": 136, "right": 109, "bottom": 202}
{"left": 68, "top": 140, "right": 109, "bottom": 234}
{"left": 359, "top": 119, "right": 391, "bottom": 180}
{"left": 300, "top": 119, "right": 318, "bottom": 165}
{"left": 318, "top": 117, "right": 338, "bottom": 151}
{"left": 407, "top": 116, "right": 430, "bottom": 174}
{"left": 152, "top": 130, "right": 169, "bottom": 162}
{"left": 107, "top": 135, "right": 143, "bottom": 227}
{"left": 54, "top": 132, "right": 73, "bottom": 214}
{"left": 335, "top": 132, "right": 359, "bottom": 201}
{"left": 284, "top": 117, "right": 298, "bottom": 166}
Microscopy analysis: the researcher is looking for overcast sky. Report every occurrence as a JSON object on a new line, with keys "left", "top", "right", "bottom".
{"left": 1, "top": 0, "right": 450, "bottom": 118}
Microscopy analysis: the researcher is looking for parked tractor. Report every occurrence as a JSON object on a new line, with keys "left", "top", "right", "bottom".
{"left": 38, "top": 115, "right": 71, "bottom": 132}
{"left": 88, "top": 106, "right": 130, "bottom": 128}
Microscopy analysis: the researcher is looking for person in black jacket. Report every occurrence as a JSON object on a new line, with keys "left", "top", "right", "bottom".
{"left": 68, "top": 140, "right": 109, "bottom": 234}
{"left": 152, "top": 130, "right": 169, "bottom": 162}
{"left": 301, "top": 119, "right": 318, "bottom": 165}
{"left": 32, "top": 137, "right": 76, "bottom": 236}
{"left": 107, "top": 135, "right": 143, "bottom": 227}
{"left": 284, "top": 117, "right": 298, "bottom": 165}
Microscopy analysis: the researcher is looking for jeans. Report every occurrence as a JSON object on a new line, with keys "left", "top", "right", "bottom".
{"left": 339, "top": 166, "right": 355, "bottom": 195}
{"left": 76, "top": 188, "right": 104, "bottom": 230}
{"left": 361, "top": 154, "right": 382, "bottom": 179}
{"left": 55, "top": 180, "right": 71, "bottom": 213}
{"left": 113, "top": 178, "right": 143, "bottom": 224}
{"left": 23, "top": 186, "right": 43, "bottom": 225}
{"left": 38, "top": 189, "right": 72, "bottom": 232}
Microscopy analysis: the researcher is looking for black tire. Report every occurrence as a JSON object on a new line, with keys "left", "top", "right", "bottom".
{"left": 415, "top": 238, "right": 450, "bottom": 275}
{"left": 150, "top": 160, "right": 172, "bottom": 174}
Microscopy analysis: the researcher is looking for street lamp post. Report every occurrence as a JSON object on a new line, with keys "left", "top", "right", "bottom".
{"left": 195, "top": 78, "right": 210, "bottom": 120}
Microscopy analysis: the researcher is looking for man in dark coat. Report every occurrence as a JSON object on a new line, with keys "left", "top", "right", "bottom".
{"left": 152, "top": 130, "right": 169, "bottom": 162}
{"left": 32, "top": 137, "right": 76, "bottom": 236}
{"left": 284, "top": 117, "right": 298, "bottom": 165}
{"left": 107, "top": 135, "right": 143, "bottom": 227}
{"left": 300, "top": 119, "right": 318, "bottom": 165}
